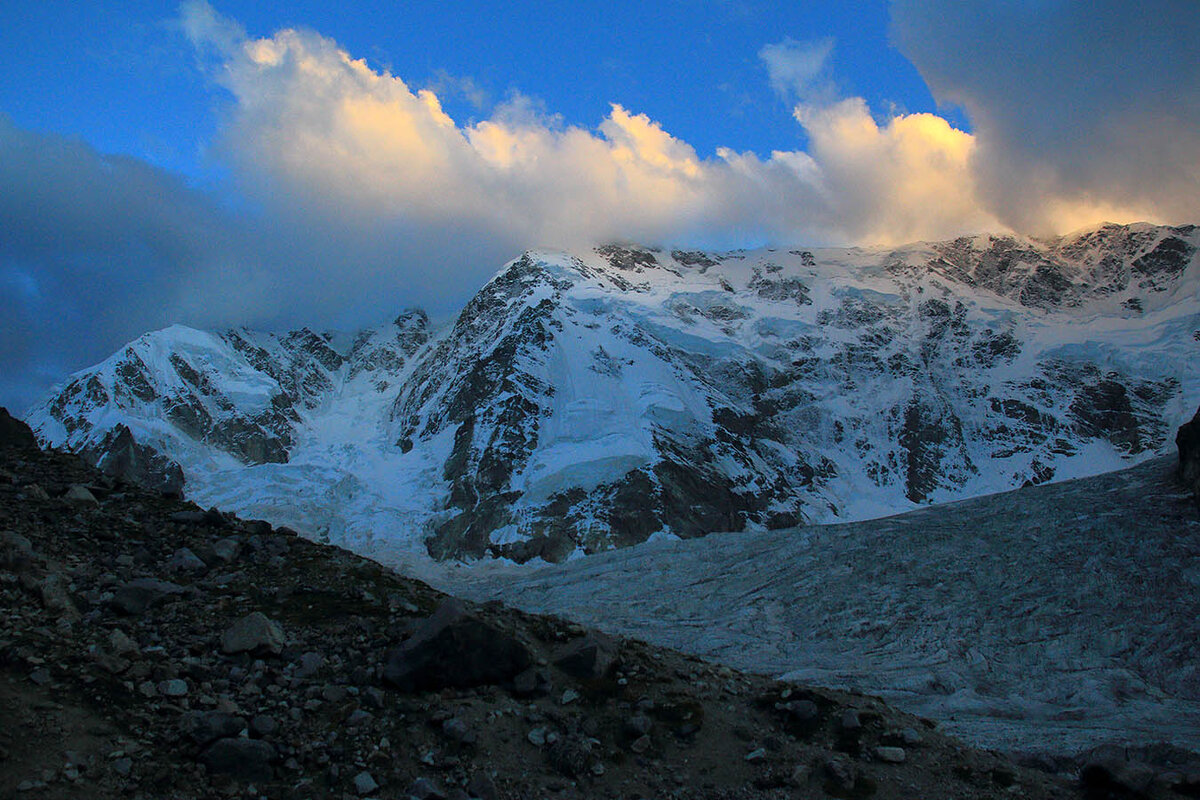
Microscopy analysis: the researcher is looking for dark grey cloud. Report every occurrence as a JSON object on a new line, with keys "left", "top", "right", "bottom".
{"left": 890, "top": 0, "right": 1200, "bottom": 232}
{"left": 0, "top": 115, "right": 245, "bottom": 411}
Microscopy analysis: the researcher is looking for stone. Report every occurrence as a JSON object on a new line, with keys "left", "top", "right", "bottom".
{"left": 553, "top": 631, "right": 619, "bottom": 680}
{"left": 840, "top": 709, "right": 862, "bottom": 731}
{"left": 167, "top": 547, "right": 206, "bottom": 572}
{"left": 108, "top": 629, "right": 138, "bottom": 655}
{"left": 0, "top": 408, "right": 37, "bottom": 449}
{"left": 782, "top": 699, "right": 819, "bottom": 722}
{"left": 382, "top": 599, "right": 533, "bottom": 692}
{"left": 408, "top": 777, "right": 446, "bottom": 800}
{"left": 220, "top": 612, "right": 286, "bottom": 655}
{"left": 824, "top": 755, "right": 857, "bottom": 792}
{"left": 38, "top": 573, "right": 78, "bottom": 618}
{"left": 442, "top": 717, "right": 476, "bottom": 744}
{"left": 110, "top": 578, "right": 184, "bottom": 616}
{"left": 875, "top": 746, "right": 906, "bottom": 763}
{"left": 353, "top": 770, "right": 379, "bottom": 796}
{"left": 63, "top": 484, "right": 98, "bottom": 504}
{"left": 295, "top": 650, "right": 325, "bottom": 678}
{"left": 200, "top": 737, "right": 277, "bottom": 782}
{"left": 629, "top": 735, "right": 651, "bottom": 754}
{"left": 512, "top": 666, "right": 551, "bottom": 697}
{"left": 250, "top": 714, "right": 279, "bottom": 737}
{"left": 180, "top": 711, "right": 247, "bottom": 745}
{"left": 0, "top": 531, "right": 36, "bottom": 571}
{"left": 466, "top": 773, "right": 498, "bottom": 800}
{"left": 625, "top": 714, "right": 653, "bottom": 737}
{"left": 158, "top": 678, "right": 188, "bottom": 697}
{"left": 745, "top": 747, "right": 767, "bottom": 762}
{"left": 211, "top": 537, "right": 240, "bottom": 563}
{"left": 345, "top": 709, "right": 374, "bottom": 727}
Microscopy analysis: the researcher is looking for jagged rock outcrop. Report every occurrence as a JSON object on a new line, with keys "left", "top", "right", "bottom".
{"left": 25, "top": 223, "right": 1200, "bottom": 563}
{"left": 80, "top": 424, "right": 185, "bottom": 496}
{"left": 0, "top": 407, "right": 37, "bottom": 449}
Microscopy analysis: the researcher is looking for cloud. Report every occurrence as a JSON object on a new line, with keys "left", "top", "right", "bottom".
{"left": 759, "top": 37, "right": 837, "bottom": 104}
{"left": 0, "top": 115, "right": 249, "bottom": 410}
{"left": 185, "top": 4, "right": 996, "bottom": 250}
{"left": 3, "top": 3, "right": 1052, "bottom": 410}
{"left": 890, "top": 0, "right": 1200, "bottom": 233}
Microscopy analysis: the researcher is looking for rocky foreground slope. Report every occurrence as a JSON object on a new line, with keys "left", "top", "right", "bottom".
{"left": 25, "top": 223, "right": 1200, "bottom": 563}
{"left": 6, "top": 410, "right": 1170, "bottom": 800}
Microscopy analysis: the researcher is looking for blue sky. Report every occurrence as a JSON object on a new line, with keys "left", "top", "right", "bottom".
{"left": 1, "top": 1, "right": 1198, "bottom": 412}
{"left": 0, "top": 1, "right": 957, "bottom": 181}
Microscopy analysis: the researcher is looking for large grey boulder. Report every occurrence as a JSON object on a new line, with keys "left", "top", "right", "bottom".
{"left": 383, "top": 599, "right": 533, "bottom": 692}
{"left": 220, "top": 612, "right": 286, "bottom": 655}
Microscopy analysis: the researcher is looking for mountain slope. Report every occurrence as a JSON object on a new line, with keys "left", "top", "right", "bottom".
{"left": 26, "top": 223, "right": 1200, "bottom": 563}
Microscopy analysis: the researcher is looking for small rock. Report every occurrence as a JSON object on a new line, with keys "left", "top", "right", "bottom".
{"left": 39, "top": 573, "right": 78, "bottom": 618}
{"left": 158, "top": 678, "right": 188, "bottom": 697}
{"left": 63, "top": 484, "right": 98, "bottom": 504}
{"left": 512, "top": 666, "right": 551, "bottom": 697}
{"left": 29, "top": 668, "right": 51, "bottom": 686}
{"left": 560, "top": 688, "right": 580, "bottom": 705}
{"left": 553, "top": 631, "right": 619, "bottom": 680}
{"left": 630, "top": 735, "right": 651, "bottom": 754}
{"left": 353, "top": 770, "right": 379, "bottom": 796}
{"left": 825, "top": 755, "right": 857, "bottom": 791}
{"left": 625, "top": 714, "right": 653, "bottom": 737}
{"left": 167, "top": 547, "right": 206, "bottom": 572}
{"left": 295, "top": 651, "right": 324, "bottom": 678}
{"left": 108, "top": 629, "right": 138, "bottom": 655}
{"left": 180, "top": 711, "right": 247, "bottom": 745}
{"left": 211, "top": 537, "right": 241, "bottom": 563}
{"left": 250, "top": 714, "right": 278, "bottom": 737}
{"left": 220, "top": 612, "right": 286, "bottom": 655}
{"left": 345, "top": 709, "right": 374, "bottom": 727}
{"left": 527, "top": 727, "right": 548, "bottom": 747}
{"left": 112, "top": 757, "right": 132, "bottom": 777}
{"left": 875, "top": 746, "right": 906, "bottom": 763}
{"left": 466, "top": 773, "right": 498, "bottom": 800}
{"left": 442, "top": 717, "right": 476, "bottom": 744}
{"left": 745, "top": 748, "right": 767, "bottom": 762}
{"left": 840, "top": 709, "right": 862, "bottom": 731}
{"left": 110, "top": 578, "right": 184, "bottom": 616}
{"left": 408, "top": 776, "right": 446, "bottom": 800}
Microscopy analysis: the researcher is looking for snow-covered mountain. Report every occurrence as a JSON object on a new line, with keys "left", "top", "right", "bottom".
{"left": 26, "top": 223, "right": 1200, "bottom": 564}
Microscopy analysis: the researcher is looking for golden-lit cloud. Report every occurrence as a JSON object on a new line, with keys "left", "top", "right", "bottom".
{"left": 181, "top": 0, "right": 1001, "bottom": 254}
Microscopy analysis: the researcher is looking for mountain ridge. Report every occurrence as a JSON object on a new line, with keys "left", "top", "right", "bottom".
{"left": 25, "top": 222, "right": 1200, "bottom": 564}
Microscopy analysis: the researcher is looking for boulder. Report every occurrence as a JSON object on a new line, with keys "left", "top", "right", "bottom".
{"left": 383, "top": 599, "right": 533, "bottom": 692}
{"left": 553, "top": 631, "right": 619, "bottom": 680}
{"left": 180, "top": 711, "right": 248, "bottom": 746}
{"left": 200, "top": 737, "right": 276, "bottom": 782}
{"left": 110, "top": 578, "right": 185, "bottom": 616}
{"left": 1178, "top": 405, "right": 1200, "bottom": 507}
{"left": 220, "top": 612, "right": 286, "bottom": 655}
{"left": 0, "top": 408, "right": 37, "bottom": 449}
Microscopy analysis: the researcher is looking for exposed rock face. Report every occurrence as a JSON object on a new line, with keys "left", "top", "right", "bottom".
{"left": 0, "top": 407, "right": 37, "bottom": 449}
{"left": 24, "top": 223, "right": 1200, "bottom": 563}
{"left": 1178, "top": 405, "right": 1200, "bottom": 506}
{"left": 81, "top": 424, "right": 185, "bottom": 495}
